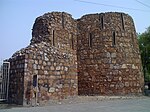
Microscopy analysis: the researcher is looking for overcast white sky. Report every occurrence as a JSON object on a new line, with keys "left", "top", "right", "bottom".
{"left": 0, "top": 0, "right": 150, "bottom": 60}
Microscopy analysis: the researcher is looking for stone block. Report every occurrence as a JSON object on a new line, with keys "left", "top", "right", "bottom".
{"left": 50, "top": 66, "right": 55, "bottom": 71}
{"left": 125, "top": 82, "right": 129, "bottom": 87}
{"left": 56, "top": 66, "right": 61, "bottom": 70}
{"left": 48, "top": 87, "right": 55, "bottom": 93}
{"left": 121, "top": 64, "right": 127, "bottom": 68}
{"left": 111, "top": 53, "right": 116, "bottom": 58}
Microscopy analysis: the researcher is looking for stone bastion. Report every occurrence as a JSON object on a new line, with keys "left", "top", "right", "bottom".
{"left": 8, "top": 12, "right": 144, "bottom": 105}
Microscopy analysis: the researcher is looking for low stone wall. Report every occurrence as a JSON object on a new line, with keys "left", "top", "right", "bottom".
{"left": 9, "top": 42, "right": 77, "bottom": 105}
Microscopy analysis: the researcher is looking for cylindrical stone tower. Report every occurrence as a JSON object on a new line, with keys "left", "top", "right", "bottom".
{"left": 77, "top": 12, "right": 144, "bottom": 95}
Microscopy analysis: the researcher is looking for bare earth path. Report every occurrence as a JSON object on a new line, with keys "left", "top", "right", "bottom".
{"left": 0, "top": 97, "right": 150, "bottom": 112}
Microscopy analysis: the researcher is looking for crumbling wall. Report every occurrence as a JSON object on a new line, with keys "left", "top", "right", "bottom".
{"left": 31, "top": 12, "right": 77, "bottom": 50}
{"left": 77, "top": 12, "right": 144, "bottom": 95}
{"left": 8, "top": 12, "right": 77, "bottom": 105}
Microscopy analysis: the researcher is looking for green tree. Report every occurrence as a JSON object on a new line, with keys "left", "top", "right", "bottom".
{"left": 138, "top": 26, "right": 150, "bottom": 82}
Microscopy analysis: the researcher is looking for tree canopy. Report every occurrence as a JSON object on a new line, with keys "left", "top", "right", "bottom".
{"left": 138, "top": 26, "right": 150, "bottom": 82}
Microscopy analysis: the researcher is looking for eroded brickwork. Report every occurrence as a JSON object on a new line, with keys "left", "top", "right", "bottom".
{"left": 8, "top": 12, "right": 144, "bottom": 105}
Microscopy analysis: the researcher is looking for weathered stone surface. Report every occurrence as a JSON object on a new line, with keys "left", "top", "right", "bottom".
{"left": 77, "top": 12, "right": 144, "bottom": 96}
{"left": 8, "top": 12, "right": 78, "bottom": 105}
{"left": 8, "top": 11, "right": 144, "bottom": 106}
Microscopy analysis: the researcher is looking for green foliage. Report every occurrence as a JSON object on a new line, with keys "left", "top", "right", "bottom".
{"left": 138, "top": 26, "right": 150, "bottom": 82}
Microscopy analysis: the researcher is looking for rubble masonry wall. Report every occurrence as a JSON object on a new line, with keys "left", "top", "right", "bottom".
{"left": 8, "top": 12, "right": 144, "bottom": 105}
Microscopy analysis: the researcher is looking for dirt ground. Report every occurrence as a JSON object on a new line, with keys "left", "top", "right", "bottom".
{"left": 0, "top": 96, "right": 150, "bottom": 112}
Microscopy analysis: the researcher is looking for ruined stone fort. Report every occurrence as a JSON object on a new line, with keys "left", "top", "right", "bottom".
{"left": 8, "top": 12, "right": 144, "bottom": 105}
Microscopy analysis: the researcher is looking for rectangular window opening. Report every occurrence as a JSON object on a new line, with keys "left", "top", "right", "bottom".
{"left": 52, "top": 30, "right": 55, "bottom": 46}
{"left": 112, "top": 31, "right": 116, "bottom": 46}
{"left": 33, "top": 75, "right": 38, "bottom": 87}
{"left": 89, "top": 33, "right": 92, "bottom": 47}
{"left": 71, "top": 34, "right": 74, "bottom": 50}
{"left": 121, "top": 13, "right": 125, "bottom": 30}
{"left": 101, "top": 16, "right": 104, "bottom": 29}
{"left": 62, "top": 12, "right": 64, "bottom": 28}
